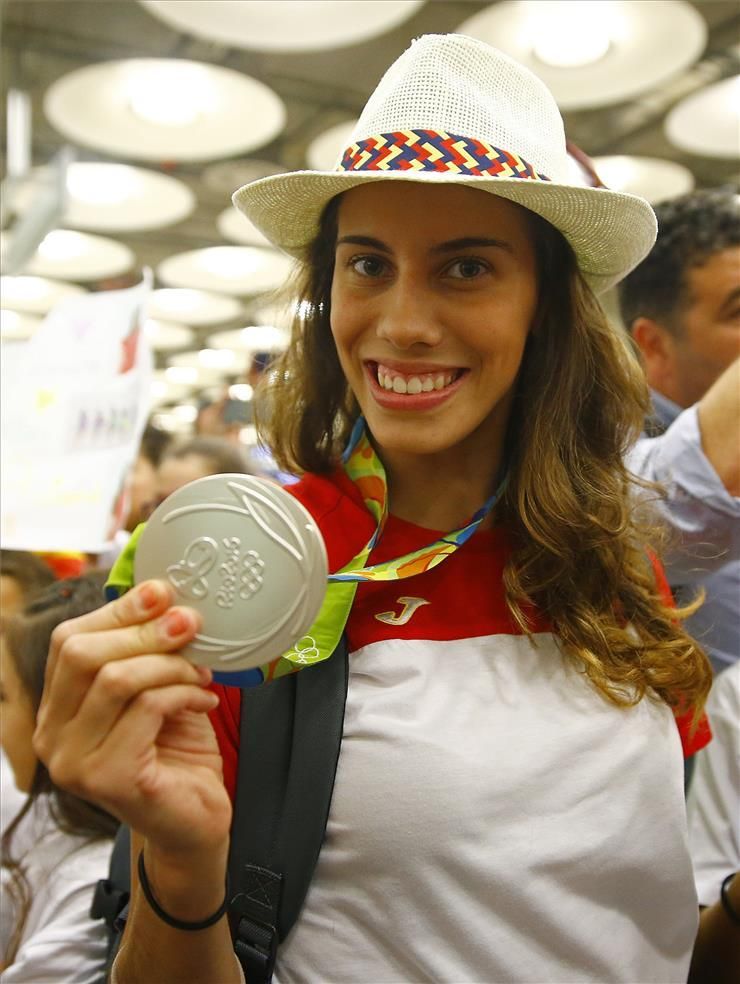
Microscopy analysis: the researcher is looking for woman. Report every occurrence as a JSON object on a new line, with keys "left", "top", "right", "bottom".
{"left": 33, "top": 35, "right": 712, "bottom": 983}
{"left": 1, "top": 573, "right": 118, "bottom": 983}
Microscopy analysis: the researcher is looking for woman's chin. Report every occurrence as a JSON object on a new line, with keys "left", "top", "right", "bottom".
{"left": 363, "top": 415, "right": 465, "bottom": 460}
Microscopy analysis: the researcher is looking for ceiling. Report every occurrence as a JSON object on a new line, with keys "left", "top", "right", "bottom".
{"left": 1, "top": 0, "right": 739, "bottom": 365}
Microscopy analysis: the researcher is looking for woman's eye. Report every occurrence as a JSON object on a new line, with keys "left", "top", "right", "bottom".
{"left": 447, "top": 258, "right": 488, "bottom": 279}
{"left": 350, "top": 256, "right": 386, "bottom": 278}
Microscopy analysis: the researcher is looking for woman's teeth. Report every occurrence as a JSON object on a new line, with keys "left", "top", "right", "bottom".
{"left": 376, "top": 365, "right": 456, "bottom": 394}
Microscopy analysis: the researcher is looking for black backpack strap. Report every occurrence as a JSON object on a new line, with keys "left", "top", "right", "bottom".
{"left": 90, "top": 823, "right": 130, "bottom": 983}
{"left": 228, "top": 636, "right": 349, "bottom": 984}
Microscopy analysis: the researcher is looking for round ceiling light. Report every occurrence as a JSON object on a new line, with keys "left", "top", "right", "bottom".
{"left": 13, "top": 229, "right": 135, "bottom": 282}
{"left": 138, "top": 0, "right": 425, "bottom": 52}
{"left": 591, "top": 156, "right": 695, "bottom": 203}
{"left": 249, "top": 299, "right": 300, "bottom": 331}
{"left": 306, "top": 119, "right": 358, "bottom": 171}
{"left": 456, "top": 0, "right": 707, "bottom": 110}
{"left": 145, "top": 288, "right": 243, "bottom": 326}
{"left": 208, "top": 324, "right": 290, "bottom": 353}
{"left": 151, "top": 369, "right": 195, "bottom": 405}
{"left": 217, "top": 207, "right": 271, "bottom": 246}
{"left": 0, "top": 309, "right": 44, "bottom": 341}
{"left": 44, "top": 58, "right": 286, "bottom": 163}
{"left": 0, "top": 275, "right": 87, "bottom": 315}
{"left": 202, "top": 159, "right": 285, "bottom": 196}
{"left": 529, "top": 1, "right": 611, "bottom": 68}
{"left": 10, "top": 162, "right": 194, "bottom": 233}
{"left": 167, "top": 347, "right": 250, "bottom": 384}
{"left": 157, "top": 246, "right": 294, "bottom": 296}
{"left": 665, "top": 74, "right": 740, "bottom": 159}
{"left": 144, "top": 318, "right": 195, "bottom": 351}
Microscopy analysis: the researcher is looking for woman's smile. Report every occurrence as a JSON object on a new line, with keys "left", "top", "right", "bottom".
{"left": 365, "top": 360, "right": 469, "bottom": 409}
{"left": 330, "top": 181, "right": 539, "bottom": 466}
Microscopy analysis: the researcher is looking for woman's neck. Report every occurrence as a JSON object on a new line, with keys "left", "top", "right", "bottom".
{"left": 380, "top": 441, "right": 505, "bottom": 532}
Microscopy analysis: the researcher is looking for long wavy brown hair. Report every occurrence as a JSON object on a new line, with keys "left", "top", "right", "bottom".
{"left": 258, "top": 192, "right": 711, "bottom": 717}
{"left": 1, "top": 573, "right": 119, "bottom": 967}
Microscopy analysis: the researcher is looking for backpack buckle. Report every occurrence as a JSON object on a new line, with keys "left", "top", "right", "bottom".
{"left": 230, "top": 898, "right": 279, "bottom": 983}
{"left": 90, "top": 878, "right": 130, "bottom": 930}
{"left": 229, "top": 865, "right": 283, "bottom": 984}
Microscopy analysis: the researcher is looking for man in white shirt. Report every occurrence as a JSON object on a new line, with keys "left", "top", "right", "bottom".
{"left": 619, "top": 189, "right": 740, "bottom": 674}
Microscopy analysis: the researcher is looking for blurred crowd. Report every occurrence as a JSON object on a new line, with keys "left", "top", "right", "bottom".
{"left": 1, "top": 184, "right": 738, "bottom": 981}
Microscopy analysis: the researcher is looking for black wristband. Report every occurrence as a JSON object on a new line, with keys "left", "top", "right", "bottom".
{"left": 137, "top": 850, "right": 229, "bottom": 932}
{"left": 720, "top": 872, "right": 740, "bottom": 927}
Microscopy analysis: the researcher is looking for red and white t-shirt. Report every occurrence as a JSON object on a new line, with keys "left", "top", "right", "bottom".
{"left": 211, "top": 471, "right": 708, "bottom": 983}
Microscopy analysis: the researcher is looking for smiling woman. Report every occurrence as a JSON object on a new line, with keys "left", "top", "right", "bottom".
{"left": 32, "top": 33, "right": 713, "bottom": 984}
{"left": 329, "top": 184, "right": 538, "bottom": 503}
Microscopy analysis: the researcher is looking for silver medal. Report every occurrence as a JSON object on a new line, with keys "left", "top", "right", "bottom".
{"left": 134, "top": 474, "right": 328, "bottom": 671}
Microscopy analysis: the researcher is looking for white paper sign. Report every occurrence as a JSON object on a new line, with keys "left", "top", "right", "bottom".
{"left": 1, "top": 276, "right": 153, "bottom": 552}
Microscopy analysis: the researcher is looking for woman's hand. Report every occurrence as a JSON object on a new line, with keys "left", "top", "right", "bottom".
{"left": 33, "top": 579, "right": 233, "bottom": 860}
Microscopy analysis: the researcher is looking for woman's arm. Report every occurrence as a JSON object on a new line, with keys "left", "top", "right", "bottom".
{"left": 113, "top": 832, "right": 242, "bottom": 984}
{"left": 33, "top": 580, "right": 239, "bottom": 984}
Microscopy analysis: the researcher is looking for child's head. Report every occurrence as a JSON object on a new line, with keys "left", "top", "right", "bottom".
{"left": 0, "top": 572, "right": 109, "bottom": 792}
{"left": 0, "top": 550, "right": 56, "bottom": 619}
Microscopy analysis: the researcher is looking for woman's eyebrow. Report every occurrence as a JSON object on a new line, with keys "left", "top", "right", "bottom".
{"left": 431, "top": 237, "right": 514, "bottom": 254}
{"left": 336, "top": 235, "right": 514, "bottom": 254}
{"left": 336, "top": 235, "right": 391, "bottom": 252}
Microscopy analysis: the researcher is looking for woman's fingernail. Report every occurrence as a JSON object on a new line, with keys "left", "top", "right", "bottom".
{"left": 164, "top": 609, "right": 192, "bottom": 638}
{"left": 139, "top": 583, "right": 161, "bottom": 610}
{"left": 196, "top": 666, "right": 212, "bottom": 685}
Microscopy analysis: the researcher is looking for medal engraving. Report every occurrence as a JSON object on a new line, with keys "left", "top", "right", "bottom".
{"left": 166, "top": 537, "right": 218, "bottom": 600}
{"left": 134, "top": 474, "right": 328, "bottom": 672}
{"left": 283, "top": 635, "right": 322, "bottom": 665}
{"left": 216, "top": 539, "right": 264, "bottom": 609}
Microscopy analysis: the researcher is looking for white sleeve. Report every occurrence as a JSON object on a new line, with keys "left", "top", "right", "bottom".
{"left": 686, "top": 665, "right": 740, "bottom": 907}
{"left": 627, "top": 405, "right": 740, "bottom": 584}
{"left": 0, "top": 844, "right": 111, "bottom": 984}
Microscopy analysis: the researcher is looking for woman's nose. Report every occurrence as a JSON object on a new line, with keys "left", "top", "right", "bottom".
{"left": 375, "top": 278, "right": 443, "bottom": 350}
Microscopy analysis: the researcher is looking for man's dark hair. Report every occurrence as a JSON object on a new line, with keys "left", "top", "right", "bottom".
{"left": 618, "top": 187, "right": 740, "bottom": 335}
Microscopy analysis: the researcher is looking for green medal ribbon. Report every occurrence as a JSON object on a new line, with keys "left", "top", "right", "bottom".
{"left": 266, "top": 418, "right": 505, "bottom": 681}
{"left": 106, "top": 418, "right": 506, "bottom": 685}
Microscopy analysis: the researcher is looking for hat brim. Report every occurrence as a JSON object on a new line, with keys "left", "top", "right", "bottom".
{"left": 232, "top": 170, "right": 656, "bottom": 295}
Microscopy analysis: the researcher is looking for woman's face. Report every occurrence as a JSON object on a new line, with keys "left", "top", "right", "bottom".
{"left": 0, "top": 638, "right": 37, "bottom": 792}
{"left": 330, "top": 182, "right": 539, "bottom": 462}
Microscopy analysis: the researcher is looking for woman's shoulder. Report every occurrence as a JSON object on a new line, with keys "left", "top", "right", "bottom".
{"left": 285, "top": 469, "right": 376, "bottom": 573}
{"left": 2, "top": 796, "right": 113, "bottom": 982}
{"left": 2, "top": 836, "right": 112, "bottom": 984}
{"left": 38, "top": 828, "right": 113, "bottom": 881}
{"left": 11, "top": 796, "right": 113, "bottom": 882}
{"left": 285, "top": 468, "right": 364, "bottom": 522}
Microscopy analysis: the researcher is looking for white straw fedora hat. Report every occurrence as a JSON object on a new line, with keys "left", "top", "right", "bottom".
{"left": 233, "top": 33, "right": 657, "bottom": 294}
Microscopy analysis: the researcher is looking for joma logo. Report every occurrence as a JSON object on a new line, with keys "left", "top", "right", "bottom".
{"left": 374, "top": 596, "right": 430, "bottom": 626}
